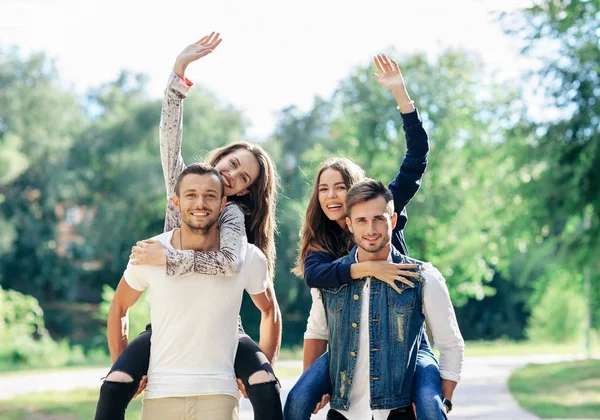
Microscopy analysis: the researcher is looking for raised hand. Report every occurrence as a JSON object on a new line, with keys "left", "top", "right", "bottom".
{"left": 373, "top": 54, "right": 406, "bottom": 91}
{"left": 174, "top": 32, "right": 223, "bottom": 79}
{"left": 373, "top": 53, "right": 415, "bottom": 113}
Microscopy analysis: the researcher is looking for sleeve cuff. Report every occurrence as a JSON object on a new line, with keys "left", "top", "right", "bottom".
{"left": 400, "top": 108, "right": 422, "bottom": 129}
{"left": 440, "top": 370, "right": 461, "bottom": 383}
{"left": 166, "top": 71, "right": 193, "bottom": 98}
{"left": 123, "top": 272, "right": 145, "bottom": 292}
{"left": 335, "top": 262, "right": 353, "bottom": 284}
{"left": 304, "top": 332, "right": 329, "bottom": 341}
{"left": 247, "top": 283, "right": 269, "bottom": 295}
{"left": 166, "top": 249, "right": 195, "bottom": 276}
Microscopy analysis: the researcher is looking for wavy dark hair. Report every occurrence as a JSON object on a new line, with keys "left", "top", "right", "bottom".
{"left": 207, "top": 142, "right": 279, "bottom": 280}
{"left": 293, "top": 157, "right": 365, "bottom": 277}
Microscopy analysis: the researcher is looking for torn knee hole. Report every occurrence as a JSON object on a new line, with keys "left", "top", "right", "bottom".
{"left": 105, "top": 371, "right": 134, "bottom": 383}
{"left": 247, "top": 370, "right": 277, "bottom": 385}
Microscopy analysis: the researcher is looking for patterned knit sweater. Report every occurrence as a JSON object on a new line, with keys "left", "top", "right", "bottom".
{"left": 160, "top": 71, "right": 248, "bottom": 277}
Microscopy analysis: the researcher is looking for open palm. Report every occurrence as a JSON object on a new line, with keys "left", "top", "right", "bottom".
{"left": 373, "top": 54, "right": 406, "bottom": 91}
{"left": 174, "top": 32, "right": 222, "bottom": 76}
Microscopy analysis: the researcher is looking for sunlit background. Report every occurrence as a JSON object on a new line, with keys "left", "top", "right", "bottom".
{"left": 2, "top": 0, "right": 535, "bottom": 137}
{"left": 1, "top": 0, "right": 599, "bottom": 418}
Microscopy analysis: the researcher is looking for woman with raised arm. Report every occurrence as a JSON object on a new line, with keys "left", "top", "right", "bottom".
{"left": 284, "top": 55, "right": 450, "bottom": 419}
{"left": 94, "top": 32, "right": 283, "bottom": 420}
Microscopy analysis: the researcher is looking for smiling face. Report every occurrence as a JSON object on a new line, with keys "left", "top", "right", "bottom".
{"left": 213, "top": 149, "right": 261, "bottom": 197}
{"left": 317, "top": 168, "right": 349, "bottom": 226}
{"left": 173, "top": 173, "right": 226, "bottom": 233}
{"left": 346, "top": 196, "right": 397, "bottom": 256}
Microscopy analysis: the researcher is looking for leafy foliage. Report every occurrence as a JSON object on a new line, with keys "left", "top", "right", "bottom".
{"left": 0, "top": 286, "right": 84, "bottom": 368}
{"left": 1, "top": 13, "right": 598, "bottom": 354}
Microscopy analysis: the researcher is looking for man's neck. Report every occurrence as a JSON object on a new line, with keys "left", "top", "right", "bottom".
{"left": 356, "top": 243, "right": 392, "bottom": 262}
{"left": 176, "top": 225, "right": 220, "bottom": 252}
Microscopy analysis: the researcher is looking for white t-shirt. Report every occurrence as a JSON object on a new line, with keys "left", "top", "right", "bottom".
{"left": 123, "top": 230, "right": 269, "bottom": 400}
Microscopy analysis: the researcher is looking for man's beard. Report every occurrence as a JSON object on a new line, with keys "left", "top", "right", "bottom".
{"left": 181, "top": 214, "right": 218, "bottom": 234}
{"left": 357, "top": 233, "right": 390, "bottom": 254}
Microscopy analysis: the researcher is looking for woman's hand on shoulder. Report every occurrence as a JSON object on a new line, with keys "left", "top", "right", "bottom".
{"left": 174, "top": 31, "right": 223, "bottom": 79}
{"left": 130, "top": 239, "right": 168, "bottom": 266}
{"left": 368, "top": 260, "right": 419, "bottom": 293}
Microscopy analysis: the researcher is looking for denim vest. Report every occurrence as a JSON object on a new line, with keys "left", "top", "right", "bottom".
{"left": 321, "top": 246, "right": 425, "bottom": 410}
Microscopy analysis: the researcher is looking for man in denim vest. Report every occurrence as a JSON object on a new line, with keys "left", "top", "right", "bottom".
{"left": 321, "top": 179, "right": 464, "bottom": 419}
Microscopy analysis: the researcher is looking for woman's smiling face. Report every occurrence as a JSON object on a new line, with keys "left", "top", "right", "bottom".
{"left": 318, "top": 168, "right": 348, "bottom": 225}
{"left": 213, "top": 149, "right": 260, "bottom": 197}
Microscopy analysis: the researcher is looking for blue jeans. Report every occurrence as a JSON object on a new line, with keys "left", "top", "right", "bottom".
{"left": 284, "top": 348, "right": 446, "bottom": 420}
{"left": 283, "top": 353, "right": 331, "bottom": 420}
{"left": 412, "top": 346, "right": 446, "bottom": 420}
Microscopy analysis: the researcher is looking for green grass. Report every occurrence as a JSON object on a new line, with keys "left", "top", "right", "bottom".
{"left": 509, "top": 359, "right": 600, "bottom": 418}
{"left": 279, "top": 339, "right": 599, "bottom": 359}
{"left": 1, "top": 337, "right": 595, "bottom": 378}
{"left": 0, "top": 358, "right": 111, "bottom": 378}
{"left": 284, "top": 338, "right": 600, "bottom": 359}
{"left": 0, "top": 387, "right": 142, "bottom": 420}
{"left": 0, "top": 366, "right": 303, "bottom": 420}
{"left": 2, "top": 350, "right": 599, "bottom": 420}
{"left": 0, "top": 338, "right": 596, "bottom": 381}
{"left": 464, "top": 337, "right": 598, "bottom": 357}
{"left": 276, "top": 345, "right": 304, "bottom": 360}
{"left": 273, "top": 365, "right": 303, "bottom": 378}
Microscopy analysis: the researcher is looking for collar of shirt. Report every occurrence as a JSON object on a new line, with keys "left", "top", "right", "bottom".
{"left": 354, "top": 250, "right": 393, "bottom": 264}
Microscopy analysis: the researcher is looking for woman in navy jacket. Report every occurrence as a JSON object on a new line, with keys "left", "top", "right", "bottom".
{"left": 285, "top": 54, "right": 447, "bottom": 420}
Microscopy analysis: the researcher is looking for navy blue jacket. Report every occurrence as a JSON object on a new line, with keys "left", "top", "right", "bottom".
{"left": 304, "top": 109, "right": 429, "bottom": 288}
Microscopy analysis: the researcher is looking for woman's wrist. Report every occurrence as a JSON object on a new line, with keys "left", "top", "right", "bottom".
{"left": 350, "top": 261, "right": 374, "bottom": 279}
{"left": 391, "top": 88, "right": 415, "bottom": 113}
{"left": 159, "top": 247, "right": 168, "bottom": 264}
{"left": 173, "top": 61, "right": 187, "bottom": 80}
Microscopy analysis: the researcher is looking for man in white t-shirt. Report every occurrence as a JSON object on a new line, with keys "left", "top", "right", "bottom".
{"left": 106, "top": 163, "right": 279, "bottom": 420}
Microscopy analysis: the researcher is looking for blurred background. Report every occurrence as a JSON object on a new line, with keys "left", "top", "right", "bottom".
{"left": 0, "top": 0, "right": 598, "bottom": 418}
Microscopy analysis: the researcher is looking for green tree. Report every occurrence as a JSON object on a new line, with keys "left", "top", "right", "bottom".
{"left": 526, "top": 268, "right": 587, "bottom": 343}
{"left": 0, "top": 51, "right": 249, "bottom": 347}
{"left": 0, "top": 49, "right": 86, "bottom": 297}
{"left": 256, "top": 98, "right": 334, "bottom": 344}
{"left": 266, "top": 49, "right": 530, "bottom": 344}
{"left": 504, "top": 0, "right": 600, "bottom": 326}
{"left": 330, "top": 50, "right": 524, "bottom": 304}
{"left": 68, "top": 71, "right": 248, "bottom": 297}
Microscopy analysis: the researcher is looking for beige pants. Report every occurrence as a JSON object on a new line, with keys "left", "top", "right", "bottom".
{"left": 141, "top": 394, "right": 240, "bottom": 420}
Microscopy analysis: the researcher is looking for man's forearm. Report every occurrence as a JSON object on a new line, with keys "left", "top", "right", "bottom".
{"left": 303, "top": 339, "right": 327, "bottom": 372}
{"left": 441, "top": 379, "right": 458, "bottom": 401}
{"left": 107, "top": 302, "right": 129, "bottom": 363}
{"left": 259, "top": 305, "right": 282, "bottom": 366}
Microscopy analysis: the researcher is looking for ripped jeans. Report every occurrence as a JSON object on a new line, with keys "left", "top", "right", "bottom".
{"left": 94, "top": 323, "right": 283, "bottom": 420}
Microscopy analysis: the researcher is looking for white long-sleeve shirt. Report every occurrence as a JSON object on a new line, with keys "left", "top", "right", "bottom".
{"left": 304, "top": 257, "right": 464, "bottom": 419}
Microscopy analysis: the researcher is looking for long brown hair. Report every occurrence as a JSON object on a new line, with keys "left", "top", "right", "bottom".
{"left": 207, "top": 142, "right": 278, "bottom": 280}
{"left": 293, "top": 157, "right": 365, "bottom": 277}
